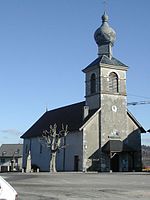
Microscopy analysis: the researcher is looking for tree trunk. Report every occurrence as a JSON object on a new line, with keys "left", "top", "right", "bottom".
{"left": 50, "top": 151, "right": 57, "bottom": 172}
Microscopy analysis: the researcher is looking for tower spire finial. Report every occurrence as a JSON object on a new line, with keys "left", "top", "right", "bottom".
{"left": 94, "top": 9, "right": 116, "bottom": 59}
{"left": 103, "top": 0, "right": 108, "bottom": 13}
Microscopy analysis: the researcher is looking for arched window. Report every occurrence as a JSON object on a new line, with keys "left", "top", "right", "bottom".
{"left": 109, "top": 72, "right": 119, "bottom": 93}
{"left": 90, "top": 73, "right": 96, "bottom": 94}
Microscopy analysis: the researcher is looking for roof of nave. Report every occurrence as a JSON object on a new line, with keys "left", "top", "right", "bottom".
{"left": 21, "top": 101, "right": 86, "bottom": 139}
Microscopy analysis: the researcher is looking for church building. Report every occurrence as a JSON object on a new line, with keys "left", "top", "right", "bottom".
{"left": 21, "top": 12, "right": 146, "bottom": 172}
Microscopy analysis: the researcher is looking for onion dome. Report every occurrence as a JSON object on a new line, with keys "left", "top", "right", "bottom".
{"left": 94, "top": 12, "right": 116, "bottom": 46}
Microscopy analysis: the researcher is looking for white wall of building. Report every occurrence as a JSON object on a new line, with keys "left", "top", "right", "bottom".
{"left": 57, "top": 131, "right": 83, "bottom": 171}
{"left": 22, "top": 137, "right": 50, "bottom": 171}
{"left": 22, "top": 130, "right": 83, "bottom": 172}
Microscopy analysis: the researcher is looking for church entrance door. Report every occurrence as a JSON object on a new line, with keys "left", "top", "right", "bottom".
{"left": 74, "top": 155, "right": 79, "bottom": 171}
{"left": 111, "top": 153, "right": 119, "bottom": 172}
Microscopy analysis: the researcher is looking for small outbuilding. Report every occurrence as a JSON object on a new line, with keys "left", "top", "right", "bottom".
{"left": 0, "top": 144, "right": 23, "bottom": 172}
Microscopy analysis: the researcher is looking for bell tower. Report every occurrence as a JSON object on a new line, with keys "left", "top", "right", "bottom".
{"left": 83, "top": 12, "right": 120, "bottom": 110}
{"left": 83, "top": 12, "right": 128, "bottom": 111}
{"left": 83, "top": 12, "right": 128, "bottom": 171}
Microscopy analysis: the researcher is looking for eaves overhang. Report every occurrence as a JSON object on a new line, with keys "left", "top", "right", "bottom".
{"left": 127, "top": 110, "right": 146, "bottom": 133}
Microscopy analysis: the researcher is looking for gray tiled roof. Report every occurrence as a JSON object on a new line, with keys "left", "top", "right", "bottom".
{"left": 0, "top": 144, "right": 23, "bottom": 157}
{"left": 21, "top": 101, "right": 86, "bottom": 139}
{"left": 83, "top": 55, "right": 128, "bottom": 72}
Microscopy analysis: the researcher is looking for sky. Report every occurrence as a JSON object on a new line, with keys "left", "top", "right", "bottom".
{"left": 0, "top": 0, "right": 149, "bottom": 145}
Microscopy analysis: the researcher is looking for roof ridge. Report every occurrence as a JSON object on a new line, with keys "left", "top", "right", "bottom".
{"left": 47, "top": 101, "right": 85, "bottom": 113}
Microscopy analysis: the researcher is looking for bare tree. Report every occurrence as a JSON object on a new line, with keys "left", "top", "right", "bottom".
{"left": 42, "top": 124, "right": 68, "bottom": 172}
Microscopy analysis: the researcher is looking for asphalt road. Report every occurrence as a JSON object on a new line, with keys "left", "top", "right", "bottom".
{"left": 1, "top": 172, "right": 150, "bottom": 200}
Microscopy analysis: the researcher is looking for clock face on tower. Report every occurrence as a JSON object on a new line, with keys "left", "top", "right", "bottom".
{"left": 112, "top": 105, "right": 117, "bottom": 112}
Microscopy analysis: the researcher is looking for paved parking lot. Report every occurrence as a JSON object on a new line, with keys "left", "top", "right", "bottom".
{"left": 1, "top": 172, "right": 150, "bottom": 200}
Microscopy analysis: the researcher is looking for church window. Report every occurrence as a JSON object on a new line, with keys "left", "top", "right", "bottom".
{"left": 90, "top": 73, "right": 96, "bottom": 94}
{"left": 109, "top": 72, "right": 119, "bottom": 93}
{"left": 1, "top": 158, "right": 5, "bottom": 163}
{"left": 40, "top": 144, "right": 43, "bottom": 154}
{"left": 25, "top": 144, "right": 28, "bottom": 154}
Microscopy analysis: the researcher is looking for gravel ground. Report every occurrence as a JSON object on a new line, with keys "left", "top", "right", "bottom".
{"left": 1, "top": 172, "right": 150, "bottom": 200}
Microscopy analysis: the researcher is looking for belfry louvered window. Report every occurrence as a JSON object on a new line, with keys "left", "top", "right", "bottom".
{"left": 109, "top": 72, "right": 119, "bottom": 93}
{"left": 90, "top": 73, "right": 96, "bottom": 94}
